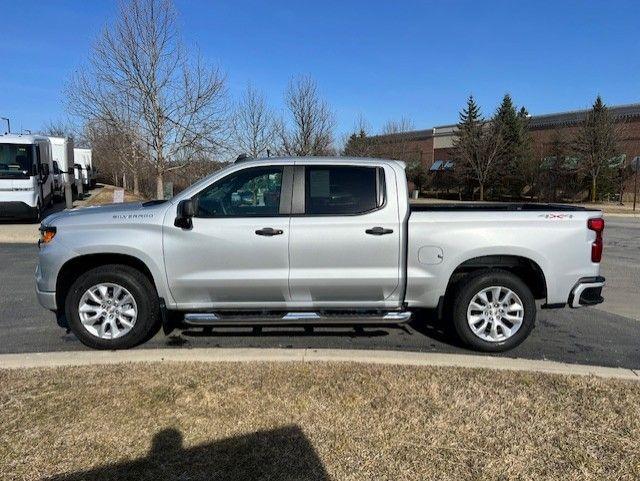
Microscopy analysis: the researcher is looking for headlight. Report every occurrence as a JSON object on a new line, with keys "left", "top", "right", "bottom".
{"left": 38, "top": 226, "right": 57, "bottom": 246}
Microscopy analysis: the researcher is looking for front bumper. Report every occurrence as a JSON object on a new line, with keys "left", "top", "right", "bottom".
{"left": 0, "top": 201, "right": 37, "bottom": 219}
{"left": 569, "top": 276, "right": 605, "bottom": 308}
{"left": 36, "top": 284, "right": 57, "bottom": 310}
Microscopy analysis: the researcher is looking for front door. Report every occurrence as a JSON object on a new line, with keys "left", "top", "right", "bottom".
{"left": 163, "top": 165, "right": 291, "bottom": 309}
{"left": 288, "top": 164, "right": 402, "bottom": 308}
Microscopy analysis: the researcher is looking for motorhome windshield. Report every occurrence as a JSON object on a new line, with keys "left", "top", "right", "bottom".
{"left": 0, "top": 143, "right": 33, "bottom": 179}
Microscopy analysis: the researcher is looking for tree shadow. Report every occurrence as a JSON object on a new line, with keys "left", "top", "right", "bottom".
{"left": 44, "top": 426, "right": 329, "bottom": 481}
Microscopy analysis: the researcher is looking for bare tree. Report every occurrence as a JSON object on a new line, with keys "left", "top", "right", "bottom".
{"left": 277, "top": 75, "right": 335, "bottom": 156}
{"left": 67, "top": 0, "right": 228, "bottom": 198}
{"left": 453, "top": 96, "right": 504, "bottom": 200}
{"left": 84, "top": 120, "right": 124, "bottom": 187}
{"left": 460, "top": 126, "right": 504, "bottom": 201}
{"left": 380, "top": 117, "right": 415, "bottom": 135}
{"left": 574, "top": 95, "right": 621, "bottom": 202}
{"left": 39, "top": 119, "right": 79, "bottom": 139}
{"left": 231, "top": 84, "right": 276, "bottom": 158}
{"left": 369, "top": 116, "right": 418, "bottom": 162}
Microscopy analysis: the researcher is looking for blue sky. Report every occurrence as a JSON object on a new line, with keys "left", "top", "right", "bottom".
{"left": 0, "top": 0, "right": 638, "bottom": 138}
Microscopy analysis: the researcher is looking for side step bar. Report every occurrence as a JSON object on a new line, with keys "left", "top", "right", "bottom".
{"left": 183, "top": 311, "right": 412, "bottom": 326}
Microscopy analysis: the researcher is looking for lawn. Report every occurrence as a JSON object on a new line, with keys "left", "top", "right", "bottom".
{"left": 1, "top": 362, "right": 639, "bottom": 480}
{"left": 82, "top": 184, "right": 144, "bottom": 206}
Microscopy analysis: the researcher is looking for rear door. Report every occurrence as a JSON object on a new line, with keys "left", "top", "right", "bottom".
{"left": 288, "top": 163, "right": 402, "bottom": 308}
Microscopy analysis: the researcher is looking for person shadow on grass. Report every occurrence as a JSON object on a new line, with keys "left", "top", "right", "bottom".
{"left": 44, "top": 426, "right": 330, "bottom": 481}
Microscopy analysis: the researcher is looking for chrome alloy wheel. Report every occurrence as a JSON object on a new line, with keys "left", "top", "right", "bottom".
{"left": 78, "top": 283, "right": 138, "bottom": 339}
{"left": 466, "top": 286, "right": 524, "bottom": 342}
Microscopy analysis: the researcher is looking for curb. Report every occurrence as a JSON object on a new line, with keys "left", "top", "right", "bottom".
{"left": 603, "top": 213, "right": 640, "bottom": 218}
{"left": 0, "top": 348, "right": 638, "bottom": 381}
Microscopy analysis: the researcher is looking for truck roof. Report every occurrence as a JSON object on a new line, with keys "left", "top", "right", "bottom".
{"left": 48, "top": 136, "right": 70, "bottom": 145}
{"left": 236, "top": 156, "right": 406, "bottom": 168}
{"left": 0, "top": 133, "right": 50, "bottom": 145}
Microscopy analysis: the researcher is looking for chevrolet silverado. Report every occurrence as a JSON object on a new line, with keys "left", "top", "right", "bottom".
{"left": 35, "top": 157, "right": 606, "bottom": 351}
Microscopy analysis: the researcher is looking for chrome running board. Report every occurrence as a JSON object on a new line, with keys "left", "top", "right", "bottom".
{"left": 183, "top": 311, "right": 411, "bottom": 326}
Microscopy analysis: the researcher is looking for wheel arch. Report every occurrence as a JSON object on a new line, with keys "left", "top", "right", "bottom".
{"left": 444, "top": 255, "right": 547, "bottom": 302}
{"left": 56, "top": 253, "right": 158, "bottom": 311}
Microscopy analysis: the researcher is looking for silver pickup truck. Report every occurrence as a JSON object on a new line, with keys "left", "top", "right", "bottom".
{"left": 35, "top": 157, "right": 605, "bottom": 351}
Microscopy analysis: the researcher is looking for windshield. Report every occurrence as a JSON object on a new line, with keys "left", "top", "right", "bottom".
{"left": 0, "top": 143, "right": 33, "bottom": 179}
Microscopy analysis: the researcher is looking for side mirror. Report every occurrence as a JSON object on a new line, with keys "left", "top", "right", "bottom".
{"left": 40, "top": 164, "right": 50, "bottom": 179}
{"left": 175, "top": 199, "right": 195, "bottom": 229}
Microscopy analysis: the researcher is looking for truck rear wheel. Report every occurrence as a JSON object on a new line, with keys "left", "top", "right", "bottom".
{"left": 451, "top": 269, "right": 536, "bottom": 352}
{"left": 64, "top": 265, "right": 161, "bottom": 349}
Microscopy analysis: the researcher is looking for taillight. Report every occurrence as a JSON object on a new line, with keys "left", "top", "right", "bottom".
{"left": 588, "top": 218, "right": 604, "bottom": 263}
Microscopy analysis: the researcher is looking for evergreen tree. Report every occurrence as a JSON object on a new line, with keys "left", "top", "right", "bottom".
{"left": 546, "top": 129, "right": 569, "bottom": 202}
{"left": 493, "top": 94, "right": 533, "bottom": 198}
{"left": 575, "top": 95, "right": 620, "bottom": 202}
{"left": 343, "top": 128, "right": 370, "bottom": 157}
{"left": 516, "top": 106, "right": 536, "bottom": 196}
{"left": 453, "top": 95, "right": 503, "bottom": 200}
{"left": 405, "top": 160, "right": 428, "bottom": 193}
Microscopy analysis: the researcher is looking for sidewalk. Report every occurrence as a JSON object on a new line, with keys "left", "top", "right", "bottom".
{"left": 1, "top": 347, "right": 638, "bottom": 380}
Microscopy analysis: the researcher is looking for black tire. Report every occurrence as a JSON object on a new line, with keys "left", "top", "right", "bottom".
{"left": 451, "top": 269, "right": 536, "bottom": 352}
{"left": 65, "top": 264, "right": 161, "bottom": 349}
{"left": 31, "top": 203, "right": 42, "bottom": 223}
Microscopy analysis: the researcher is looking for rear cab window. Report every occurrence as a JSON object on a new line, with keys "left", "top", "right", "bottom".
{"left": 304, "top": 165, "right": 385, "bottom": 215}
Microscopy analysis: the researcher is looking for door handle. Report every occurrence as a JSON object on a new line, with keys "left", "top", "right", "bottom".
{"left": 255, "top": 227, "right": 284, "bottom": 236}
{"left": 365, "top": 227, "right": 394, "bottom": 235}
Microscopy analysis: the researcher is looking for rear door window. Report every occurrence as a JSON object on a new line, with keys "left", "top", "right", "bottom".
{"left": 304, "top": 166, "right": 383, "bottom": 215}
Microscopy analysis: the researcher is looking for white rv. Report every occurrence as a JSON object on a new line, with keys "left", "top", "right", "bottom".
{"left": 73, "top": 148, "right": 93, "bottom": 190}
{"left": 48, "top": 136, "right": 75, "bottom": 199}
{"left": 0, "top": 134, "right": 54, "bottom": 221}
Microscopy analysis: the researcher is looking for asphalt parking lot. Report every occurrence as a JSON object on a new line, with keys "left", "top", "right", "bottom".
{"left": 0, "top": 215, "right": 639, "bottom": 368}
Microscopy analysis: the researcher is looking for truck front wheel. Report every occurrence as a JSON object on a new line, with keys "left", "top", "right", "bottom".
{"left": 451, "top": 270, "right": 536, "bottom": 352}
{"left": 64, "top": 265, "right": 161, "bottom": 349}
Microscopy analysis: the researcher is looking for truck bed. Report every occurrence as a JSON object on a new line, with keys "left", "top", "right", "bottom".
{"left": 410, "top": 202, "right": 598, "bottom": 212}
{"left": 404, "top": 205, "right": 602, "bottom": 309}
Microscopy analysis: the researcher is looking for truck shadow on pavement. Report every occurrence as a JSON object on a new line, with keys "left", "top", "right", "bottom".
{"left": 179, "top": 325, "right": 391, "bottom": 339}
{"left": 408, "top": 309, "right": 467, "bottom": 348}
{"left": 170, "top": 309, "right": 467, "bottom": 348}
{"left": 43, "top": 426, "right": 330, "bottom": 481}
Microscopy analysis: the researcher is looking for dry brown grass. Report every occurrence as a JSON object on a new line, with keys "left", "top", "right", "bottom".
{"left": 1, "top": 362, "right": 639, "bottom": 480}
{"left": 83, "top": 185, "right": 144, "bottom": 206}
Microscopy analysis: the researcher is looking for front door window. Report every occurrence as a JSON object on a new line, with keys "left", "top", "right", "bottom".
{"left": 195, "top": 166, "right": 283, "bottom": 217}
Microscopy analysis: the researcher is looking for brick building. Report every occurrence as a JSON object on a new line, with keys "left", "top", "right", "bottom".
{"left": 374, "top": 102, "right": 640, "bottom": 179}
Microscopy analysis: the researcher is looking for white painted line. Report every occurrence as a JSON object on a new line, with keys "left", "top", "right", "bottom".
{"left": 0, "top": 348, "right": 637, "bottom": 381}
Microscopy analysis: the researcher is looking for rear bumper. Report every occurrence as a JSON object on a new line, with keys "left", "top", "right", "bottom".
{"left": 569, "top": 276, "right": 605, "bottom": 308}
